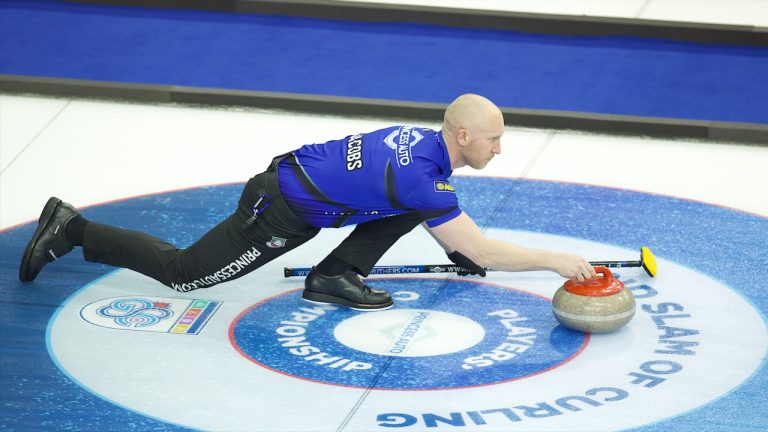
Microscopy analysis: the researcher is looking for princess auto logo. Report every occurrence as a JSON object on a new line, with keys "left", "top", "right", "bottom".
{"left": 230, "top": 279, "right": 586, "bottom": 390}
{"left": 384, "top": 126, "right": 424, "bottom": 167}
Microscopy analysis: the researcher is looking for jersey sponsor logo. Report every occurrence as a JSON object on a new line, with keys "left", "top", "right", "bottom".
{"left": 434, "top": 181, "right": 455, "bottom": 192}
{"left": 345, "top": 133, "right": 364, "bottom": 171}
{"left": 384, "top": 126, "right": 424, "bottom": 167}
{"left": 80, "top": 296, "right": 221, "bottom": 335}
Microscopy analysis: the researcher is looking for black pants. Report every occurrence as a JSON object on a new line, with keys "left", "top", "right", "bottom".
{"left": 82, "top": 167, "right": 424, "bottom": 292}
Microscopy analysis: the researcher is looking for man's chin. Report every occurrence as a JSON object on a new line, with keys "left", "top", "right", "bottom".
{"left": 472, "top": 159, "right": 492, "bottom": 170}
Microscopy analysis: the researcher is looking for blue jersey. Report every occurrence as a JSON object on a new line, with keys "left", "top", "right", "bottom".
{"left": 277, "top": 126, "right": 462, "bottom": 228}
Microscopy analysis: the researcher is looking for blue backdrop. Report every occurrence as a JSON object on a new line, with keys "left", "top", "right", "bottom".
{"left": 1, "top": 0, "right": 767, "bottom": 124}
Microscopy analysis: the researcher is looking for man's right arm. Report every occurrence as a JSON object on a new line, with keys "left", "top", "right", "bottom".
{"left": 426, "top": 212, "right": 596, "bottom": 281}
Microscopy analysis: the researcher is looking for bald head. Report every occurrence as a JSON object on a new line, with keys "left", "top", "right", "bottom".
{"left": 441, "top": 94, "right": 505, "bottom": 170}
{"left": 442, "top": 94, "right": 502, "bottom": 135}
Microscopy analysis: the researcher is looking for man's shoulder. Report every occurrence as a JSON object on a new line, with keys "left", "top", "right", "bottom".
{"left": 365, "top": 125, "right": 436, "bottom": 141}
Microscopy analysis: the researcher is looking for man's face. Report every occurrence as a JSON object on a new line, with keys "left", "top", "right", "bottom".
{"left": 463, "top": 112, "right": 504, "bottom": 169}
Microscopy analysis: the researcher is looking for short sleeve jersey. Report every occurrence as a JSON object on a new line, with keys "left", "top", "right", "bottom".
{"left": 277, "top": 126, "right": 462, "bottom": 228}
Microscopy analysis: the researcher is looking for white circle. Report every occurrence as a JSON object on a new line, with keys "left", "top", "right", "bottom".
{"left": 333, "top": 309, "right": 486, "bottom": 357}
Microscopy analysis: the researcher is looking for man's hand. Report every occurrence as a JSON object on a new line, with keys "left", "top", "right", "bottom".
{"left": 550, "top": 252, "right": 597, "bottom": 281}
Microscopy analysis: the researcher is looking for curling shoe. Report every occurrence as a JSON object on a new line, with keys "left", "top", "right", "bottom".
{"left": 303, "top": 269, "right": 393, "bottom": 311}
{"left": 19, "top": 197, "right": 79, "bottom": 282}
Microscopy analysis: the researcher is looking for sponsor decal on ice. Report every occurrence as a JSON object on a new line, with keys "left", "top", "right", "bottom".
{"left": 80, "top": 296, "right": 221, "bottom": 335}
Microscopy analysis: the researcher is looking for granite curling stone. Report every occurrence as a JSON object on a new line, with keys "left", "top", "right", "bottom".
{"left": 552, "top": 266, "right": 635, "bottom": 333}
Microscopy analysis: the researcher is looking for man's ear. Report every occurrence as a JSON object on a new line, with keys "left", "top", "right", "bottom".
{"left": 458, "top": 128, "right": 471, "bottom": 146}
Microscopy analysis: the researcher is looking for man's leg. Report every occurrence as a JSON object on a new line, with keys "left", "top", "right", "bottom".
{"left": 303, "top": 212, "right": 424, "bottom": 310}
{"left": 323, "top": 212, "right": 425, "bottom": 276}
{"left": 20, "top": 172, "right": 319, "bottom": 290}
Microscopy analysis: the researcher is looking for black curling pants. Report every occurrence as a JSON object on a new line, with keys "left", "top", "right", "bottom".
{"left": 81, "top": 167, "right": 425, "bottom": 291}
{"left": 327, "top": 211, "right": 424, "bottom": 276}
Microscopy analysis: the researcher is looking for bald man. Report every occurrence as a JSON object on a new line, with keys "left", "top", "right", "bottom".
{"left": 20, "top": 94, "right": 596, "bottom": 310}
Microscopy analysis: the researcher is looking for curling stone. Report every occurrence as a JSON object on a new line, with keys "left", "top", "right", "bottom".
{"left": 552, "top": 266, "right": 635, "bottom": 333}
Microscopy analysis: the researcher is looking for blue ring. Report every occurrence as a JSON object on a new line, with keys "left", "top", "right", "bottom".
{"left": 231, "top": 278, "right": 588, "bottom": 390}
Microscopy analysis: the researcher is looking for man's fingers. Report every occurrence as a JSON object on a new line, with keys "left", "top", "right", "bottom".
{"left": 574, "top": 263, "right": 596, "bottom": 281}
{"left": 586, "top": 264, "right": 598, "bottom": 278}
{"left": 559, "top": 255, "right": 598, "bottom": 281}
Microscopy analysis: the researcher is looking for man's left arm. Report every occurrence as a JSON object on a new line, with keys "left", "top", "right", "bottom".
{"left": 427, "top": 212, "right": 596, "bottom": 281}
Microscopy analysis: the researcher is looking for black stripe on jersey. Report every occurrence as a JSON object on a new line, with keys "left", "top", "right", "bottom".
{"left": 385, "top": 161, "right": 406, "bottom": 209}
{"left": 284, "top": 154, "right": 333, "bottom": 204}
{"left": 285, "top": 153, "right": 357, "bottom": 228}
{"left": 419, "top": 206, "right": 459, "bottom": 222}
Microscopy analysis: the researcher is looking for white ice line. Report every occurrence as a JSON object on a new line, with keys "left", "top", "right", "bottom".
{"left": 0, "top": 100, "right": 72, "bottom": 176}
{"left": 519, "top": 131, "right": 556, "bottom": 179}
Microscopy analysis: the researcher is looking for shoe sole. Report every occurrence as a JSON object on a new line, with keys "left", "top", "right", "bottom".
{"left": 19, "top": 197, "right": 62, "bottom": 282}
{"left": 302, "top": 291, "right": 394, "bottom": 311}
